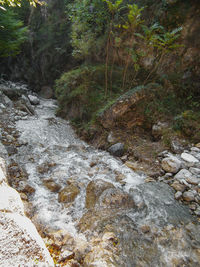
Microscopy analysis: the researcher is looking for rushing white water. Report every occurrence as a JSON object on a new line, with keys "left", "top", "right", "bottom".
{"left": 1, "top": 84, "right": 199, "bottom": 266}
{"left": 15, "top": 98, "right": 145, "bottom": 235}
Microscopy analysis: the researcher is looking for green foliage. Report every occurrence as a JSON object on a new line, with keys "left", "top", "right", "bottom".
{"left": 68, "top": 0, "right": 109, "bottom": 59}
{"left": 69, "top": 0, "right": 182, "bottom": 93}
{"left": 55, "top": 64, "right": 122, "bottom": 122}
{"left": 173, "top": 110, "right": 200, "bottom": 142}
{"left": 0, "top": 0, "right": 43, "bottom": 8}
{"left": 0, "top": 8, "right": 27, "bottom": 57}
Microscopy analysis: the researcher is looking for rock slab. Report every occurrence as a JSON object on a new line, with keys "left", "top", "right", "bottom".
{"left": 0, "top": 158, "right": 54, "bottom": 267}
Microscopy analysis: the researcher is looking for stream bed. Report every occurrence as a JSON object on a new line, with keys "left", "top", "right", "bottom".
{"left": 0, "top": 83, "right": 200, "bottom": 266}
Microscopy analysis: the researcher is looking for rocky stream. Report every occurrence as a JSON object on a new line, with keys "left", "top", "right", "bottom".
{"left": 0, "top": 81, "right": 200, "bottom": 266}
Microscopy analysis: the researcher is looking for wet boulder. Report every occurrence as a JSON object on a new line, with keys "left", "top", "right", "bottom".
{"left": 58, "top": 184, "right": 80, "bottom": 203}
{"left": 108, "top": 143, "right": 124, "bottom": 157}
{"left": 98, "top": 188, "right": 135, "bottom": 209}
{"left": 85, "top": 179, "right": 114, "bottom": 209}
{"left": 43, "top": 179, "right": 61, "bottom": 192}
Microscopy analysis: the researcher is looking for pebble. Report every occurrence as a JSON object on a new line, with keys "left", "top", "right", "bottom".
{"left": 182, "top": 191, "right": 195, "bottom": 202}
{"left": 186, "top": 177, "right": 200, "bottom": 185}
{"left": 58, "top": 250, "right": 74, "bottom": 262}
{"left": 189, "top": 203, "right": 196, "bottom": 210}
{"left": 171, "top": 181, "right": 186, "bottom": 192}
{"left": 190, "top": 147, "right": 200, "bottom": 153}
{"left": 175, "top": 191, "right": 182, "bottom": 200}
{"left": 194, "top": 207, "right": 200, "bottom": 216}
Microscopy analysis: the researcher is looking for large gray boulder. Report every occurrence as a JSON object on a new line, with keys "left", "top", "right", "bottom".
{"left": 0, "top": 158, "right": 54, "bottom": 266}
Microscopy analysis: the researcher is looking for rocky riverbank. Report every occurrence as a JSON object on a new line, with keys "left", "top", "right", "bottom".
{"left": 0, "top": 81, "right": 200, "bottom": 266}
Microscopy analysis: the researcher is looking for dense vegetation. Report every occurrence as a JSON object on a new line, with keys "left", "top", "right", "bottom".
{"left": 1, "top": 0, "right": 200, "bottom": 143}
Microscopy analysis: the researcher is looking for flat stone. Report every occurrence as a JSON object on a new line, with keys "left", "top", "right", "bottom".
{"left": 174, "top": 169, "right": 193, "bottom": 181}
{"left": 189, "top": 167, "right": 200, "bottom": 176}
{"left": 186, "top": 177, "right": 200, "bottom": 185}
{"left": 182, "top": 191, "right": 195, "bottom": 202}
{"left": 181, "top": 153, "right": 199, "bottom": 165}
{"left": 161, "top": 156, "right": 181, "bottom": 173}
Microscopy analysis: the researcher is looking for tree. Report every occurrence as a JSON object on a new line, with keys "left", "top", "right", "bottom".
{"left": 0, "top": 0, "right": 42, "bottom": 9}
{"left": 0, "top": 0, "right": 43, "bottom": 57}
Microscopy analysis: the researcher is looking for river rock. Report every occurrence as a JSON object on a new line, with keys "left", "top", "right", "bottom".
{"left": 98, "top": 188, "right": 135, "bottom": 209}
{"left": 171, "top": 181, "right": 186, "bottom": 192}
{"left": 48, "top": 230, "right": 72, "bottom": 249}
{"left": 43, "top": 179, "right": 61, "bottom": 192}
{"left": 174, "top": 169, "right": 193, "bottom": 181}
{"left": 189, "top": 167, "right": 200, "bottom": 176}
{"left": 194, "top": 207, "right": 200, "bottom": 216}
{"left": 190, "top": 147, "right": 200, "bottom": 153}
{"left": 181, "top": 152, "right": 199, "bottom": 166}
{"left": 0, "top": 157, "right": 54, "bottom": 266}
{"left": 170, "top": 139, "right": 184, "bottom": 153}
{"left": 58, "top": 184, "right": 80, "bottom": 203}
{"left": 86, "top": 179, "right": 114, "bottom": 209}
{"left": 161, "top": 156, "right": 181, "bottom": 173}
{"left": 17, "top": 181, "right": 35, "bottom": 194}
{"left": 108, "top": 143, "right": 124, "bottom": 157}
{"left": 182, "top": 191, "right": 195, "bottom": 202}
{"left": 58, "top": 250, "right": 74, "bottom": 262}
{"left": 28, "top": 95, "right": 40, "bottom": 105}
{"left": 186, "top": 176, "right": 200, "bottom": 185}
{"left": 175, "top": 191, "right": 182, "bottom": 200}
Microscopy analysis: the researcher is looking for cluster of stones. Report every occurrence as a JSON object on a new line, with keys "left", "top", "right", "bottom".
{"left": 158, "top": 146, "right": 200, "bottom": 216}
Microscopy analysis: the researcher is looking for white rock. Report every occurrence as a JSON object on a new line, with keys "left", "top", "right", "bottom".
{"left": 28, "top": 95, "right": 40, "bottom": 105}
{"left": 161, "top": 156, "right": 181, "bottom": 173}
{"left": 181, "top": 153, "right": 199, "bottom": 166}
{"left": 190, "top": 147, "right": 200, "bottom": 153}
{"left": 174, "top": 169, "right": 193, "bottom": 181}
{"left": 189, "top": 167, "right": 200, "bottom": 176}
{"left": 0, "top": 157, "right": 54, "bottom": 266}
{"left": 186, "top": 177, "right": 200, "bottom": 185}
